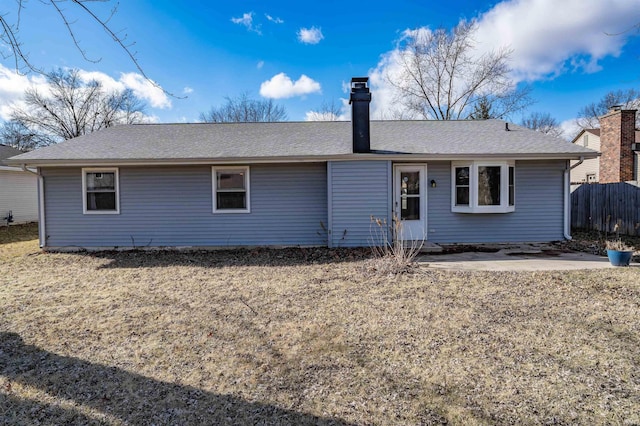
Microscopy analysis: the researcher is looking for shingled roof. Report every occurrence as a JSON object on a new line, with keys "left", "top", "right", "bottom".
{"left": 7, "top": 119, "right": 597, "bottom": 166}
{"left": 0, "top": 144, "right": 25, "bottom": 166}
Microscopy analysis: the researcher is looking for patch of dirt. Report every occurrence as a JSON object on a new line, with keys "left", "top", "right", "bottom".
{"left": 436, "top": 244, "right": 501, "bottom": 254}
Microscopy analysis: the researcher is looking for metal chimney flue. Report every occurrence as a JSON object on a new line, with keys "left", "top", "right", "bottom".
{"left": 349, "top": 77, "right": 371, "bottom": 153}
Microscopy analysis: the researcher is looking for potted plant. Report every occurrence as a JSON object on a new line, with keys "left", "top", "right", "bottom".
{"left": 605, "top": 223, "right": 635, "bottom": 266}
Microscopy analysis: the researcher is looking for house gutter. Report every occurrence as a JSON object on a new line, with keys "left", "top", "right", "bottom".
{"left": 21, "top": 165, "right": 45, "bottom": 248}
{"left": 563, "top": 157, "right": 584, "bottom": 240}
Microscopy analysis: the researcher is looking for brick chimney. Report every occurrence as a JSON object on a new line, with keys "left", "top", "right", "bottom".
{"left": 599, "top": 107, "right": 637, "bottom": 183}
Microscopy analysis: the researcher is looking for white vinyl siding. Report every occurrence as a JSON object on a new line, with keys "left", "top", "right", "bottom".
{"left": 0, "top": 169, "right": 38, "bottom": 224}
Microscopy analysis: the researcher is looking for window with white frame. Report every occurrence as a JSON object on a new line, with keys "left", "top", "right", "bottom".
{"left": 452, "top": 161, "right": 515, "bottom": 213}
{"left": 212, "top": 166, "right": 250, "bottom": 213}
{"left": 82, "top": 168, "right": 119, "bottom": 214}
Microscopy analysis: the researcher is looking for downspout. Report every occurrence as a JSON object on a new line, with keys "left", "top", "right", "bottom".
{"left": 564, "top": 157, "right": 584, "bottom": 240}
{"left": 22, "top": 165, "right": 45, "bottom": 248}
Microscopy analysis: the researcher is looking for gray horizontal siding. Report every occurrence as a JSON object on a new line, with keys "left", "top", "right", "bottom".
{"left": 42, "top": 164, "right": 327, "bottom": 248}
{"left": 329, "top": 161, "right": 390, "bottom": 247}
{"left": 427, "top": 160, "right": 565, "bottom": 243}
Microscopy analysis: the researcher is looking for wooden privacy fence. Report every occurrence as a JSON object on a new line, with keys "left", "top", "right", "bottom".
{"left": 571, "top": 182, "right": 640, "bottom": 235}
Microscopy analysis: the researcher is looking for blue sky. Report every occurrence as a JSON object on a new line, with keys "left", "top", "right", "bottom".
{"left": 1, "top": 0, "right": 640, "bottom": 137}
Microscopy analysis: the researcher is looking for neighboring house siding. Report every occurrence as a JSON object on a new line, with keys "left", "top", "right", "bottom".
{"left": 427, "top": 160, "right": 565, "bottom": 243}
{"left": 570, "top": 134, "right": 600, "bottom": 183}
{"left": 0, "top": 169, "right": 38, "bottom": 224}
{"left": 42, "top": 164, "right": 327, "bottom": 248}
{"left": 329, "top": 161, "right": 391, "bottom": 247}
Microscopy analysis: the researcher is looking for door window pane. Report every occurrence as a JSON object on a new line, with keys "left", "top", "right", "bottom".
{"left": 400, "top": 196, "right": 420, "bottom": 220}
{"left": 478, "top": 166, "right": 501, "bottom": 206}
{"left": 401, "top": 172, "right": 420, "bottom": 195}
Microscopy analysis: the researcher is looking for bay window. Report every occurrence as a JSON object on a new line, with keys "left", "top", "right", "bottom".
{"left": 452, "top": 161, "right": 515, "bottom": 213}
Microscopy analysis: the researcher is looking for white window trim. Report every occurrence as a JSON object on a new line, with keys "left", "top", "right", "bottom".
{"left": 212, "top": 166, "right": 251, "bottom": 214}
{"left": 82, "top": 167, "right": 120, "bottom": 215}
{"left": 451, "top": 161, "right": 515, "bottom": 214}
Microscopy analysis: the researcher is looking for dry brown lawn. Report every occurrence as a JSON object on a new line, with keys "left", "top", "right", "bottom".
{"left": 1, "top": 228, "right": 639, "bottom": 425}
{"left": 0, "top": 222, "right": 39, "bottom": 261}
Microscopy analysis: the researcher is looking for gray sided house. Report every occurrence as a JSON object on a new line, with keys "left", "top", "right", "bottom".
{"left": 7, "top": 78, "right": 597, "bottom": 250}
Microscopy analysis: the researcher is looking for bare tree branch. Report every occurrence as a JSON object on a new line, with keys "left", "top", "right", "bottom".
{"left": 575, "top": 89, "right": 640, "bottom": 130}
{"left": 306, "top": 99, "right": 344, "bottom": 121}
{"left": 2, "top": 68, "right": 147, "bottom": 148}
{"left": 520, "top": 112, "right": 564, "bottom": 138}
{"left": 387, "top": 21, "right": 533, "bottom": 120}
{"left": 0, "top": 1, "right": 179, "bottom": 97}
{"left": 200, "top": 93, "right": 288, "bottom": 123}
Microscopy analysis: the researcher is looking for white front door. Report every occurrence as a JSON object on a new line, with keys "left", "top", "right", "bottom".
{"left": 394, "top": 164, "right": 427, "bottom": 241}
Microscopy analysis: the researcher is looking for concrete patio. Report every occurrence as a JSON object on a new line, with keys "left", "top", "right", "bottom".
{"left": 418, "top": 246, "right": 639, "bottom": 271}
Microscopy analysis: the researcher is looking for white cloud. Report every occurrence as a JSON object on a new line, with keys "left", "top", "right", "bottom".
{"left": 368, "top": 0, "right": 640, "bottom": 118}
{"left": 560, "top": 119, "right": 582, "bottom": 141}
{"left": 77, "top": 70, "right": 171, "bottom": 109}
{"left": 305, "top": 98, "right": 350, "bottom": 121}
{"left": 473, "top": 0, "right": 640, "bottom": 81}
{"left": 0, "top": 65, "right": 49, "bottom": 120}
{"left": 265, "top": 14, "right": 284, "bottom": 24}
{"left": 297, "top": 27, "right": 324, "bottom": 44}
{"left": 257, "top": 60, "right": 265, "bottom": 70}
{"left": 231, "top": 12, "right": 262, "bottom": 35}
{"left": 0, "top": 65, "right": 171, "bottom": 121}
{"left": 259, "top": 73, "right": 321, "bottom": 99}
{"left": 369, "top": 48, "right": 416, "bottom": 119}
{"left": 183, "top": 86, "right": 194, "bottom": 94}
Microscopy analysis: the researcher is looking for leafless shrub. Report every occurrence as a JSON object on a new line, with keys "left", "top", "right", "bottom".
{"left": 368, "top": 215, "right": 423, "bottom": 274}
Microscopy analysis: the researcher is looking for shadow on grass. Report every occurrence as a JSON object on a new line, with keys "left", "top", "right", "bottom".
{"left": 0, "top": 332, "right": 354, "bottom": 425}
{"left": 85, "top": 247, "right": 372, "bottom": 269}
{"left": 0, "top": 222, "right": 38, "bottom": 245}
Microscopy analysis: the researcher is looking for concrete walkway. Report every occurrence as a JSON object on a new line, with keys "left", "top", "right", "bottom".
{"left": 418, "top": 249, "right": 639, "bottom": 271}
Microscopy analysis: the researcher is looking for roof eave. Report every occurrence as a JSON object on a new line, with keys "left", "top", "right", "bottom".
{"left": 6, "top": 151, "right": 600, "bottom": 167}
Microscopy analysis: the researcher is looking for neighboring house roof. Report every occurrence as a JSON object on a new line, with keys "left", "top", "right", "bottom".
{"left": 0, "top": 144, "right": 25, "bottom": 166}
{"left": 7, "top": 119, "right": 597, "bottom": 166}
{"left": 572, "top": 128, "right": 640, "bottom": 144}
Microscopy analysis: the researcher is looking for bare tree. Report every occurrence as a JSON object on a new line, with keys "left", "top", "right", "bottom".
{"left": 520, "top": 112, "right": 564, "bottom": 138}
{"left": 305, "top": 99, "right": 344, "bottom": 121}
{"left": 388, "top": 21, "right": 533, "bottom": 120}
{"left": 576, "top": 89, "right": 640, "bottom": 130}
{"left": 200, "top": 93, "right": 287, "bottom": 123}
{"left": 0, "top": 119, "right": 48, "bottom": 151}
{"left": 6, "top": 68, "right": 146, "bottom": 146}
